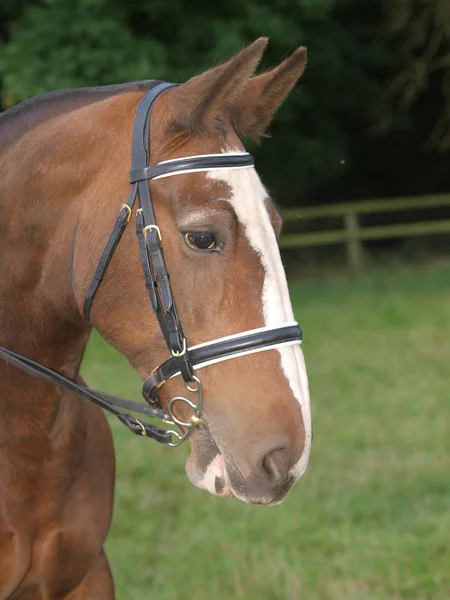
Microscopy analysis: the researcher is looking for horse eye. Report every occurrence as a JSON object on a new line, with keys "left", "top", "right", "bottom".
{"left": 184, "top": 232, "right": 216, "bottom": 251}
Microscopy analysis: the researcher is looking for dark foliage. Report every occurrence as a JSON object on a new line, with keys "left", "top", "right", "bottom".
{"left": 0, "top": 0, "right": 449, "bottom": 206}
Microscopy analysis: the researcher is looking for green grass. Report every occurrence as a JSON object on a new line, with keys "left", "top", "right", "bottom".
{"left": 82, "top": 262, "right": 450, "bottom": 600}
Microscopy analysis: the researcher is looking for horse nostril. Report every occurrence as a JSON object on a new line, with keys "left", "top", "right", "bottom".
{"left": 261, "top": 448, "right": 290, "bottom": 486}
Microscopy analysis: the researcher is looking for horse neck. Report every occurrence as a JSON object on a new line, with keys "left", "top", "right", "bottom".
{"left": 0, "top": 88, "right": 163, "bottom": 428}
{"left": 0, "top": 115, "right": 93, "bottom": 428}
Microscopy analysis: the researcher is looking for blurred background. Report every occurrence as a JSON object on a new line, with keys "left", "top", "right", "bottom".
{"left": 2, "top": 1, "right": 449, "bottom": 598}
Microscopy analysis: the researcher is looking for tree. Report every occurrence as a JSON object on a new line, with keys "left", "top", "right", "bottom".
{"left": 379, "top": 0, "right": 450, "bottom": 151}
{"left": 0, "top": 0, "right": 378, "bottom": 203}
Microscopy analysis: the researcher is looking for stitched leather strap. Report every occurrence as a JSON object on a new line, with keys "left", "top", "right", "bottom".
{"left": 131, "top": 82, "right": 188, "bottom": 357}
{"left": 130, "top": 153, "right": 254, "bottom": 183}
{"left": 83, "top": 186, "right": 137, "bottom": 319}
{"left": 82, "top": 80, "right": 167, "bottom": 320}
{"left": 142, "top": 323, "right": 303, "bottom": 401}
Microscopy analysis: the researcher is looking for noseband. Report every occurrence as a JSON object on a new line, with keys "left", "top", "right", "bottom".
{"left": 0, "top": 81, "right": 303, "bottom": 446}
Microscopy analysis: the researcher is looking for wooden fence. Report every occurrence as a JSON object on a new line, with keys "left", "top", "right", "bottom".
{"left": 280, "top": 193, "right": 450, "bottom": 270}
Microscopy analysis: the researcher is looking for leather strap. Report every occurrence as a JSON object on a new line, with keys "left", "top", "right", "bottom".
{"left": 130, "top": 153, "right": 254, "bottom": 183}
{"left": 143, "top": 323, "right": 303, "bottom": 401}
{"left": 0, "top": 346, "right": 172, "bottom": 444}
{"left": 131, "top": 82, "right": 188, "bottom": 358}
{"left": 82, "top": 80, "right": 167, "bottom": 320}
{"left": 83, "top": 185, "right": 137, "bottom": 319}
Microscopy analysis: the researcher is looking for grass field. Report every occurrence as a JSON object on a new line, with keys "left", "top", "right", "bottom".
{"left": 82, "top": 262, "right": 450, "bottom": 600}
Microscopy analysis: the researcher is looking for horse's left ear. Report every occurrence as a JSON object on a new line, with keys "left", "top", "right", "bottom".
{"left": 232, "top": 47, "right": 307, "bottom": 141}
{"left": 171, "top": 38, "right": 268, "bottom": 136}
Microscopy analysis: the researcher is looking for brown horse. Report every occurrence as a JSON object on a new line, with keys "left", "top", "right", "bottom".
{"left": 0, "top": 38, "right": 311, "bottom": 599}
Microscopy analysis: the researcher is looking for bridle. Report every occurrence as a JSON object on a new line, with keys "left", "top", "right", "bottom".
{"left": 0, "top": 81, "right": 303, "bottom": 446}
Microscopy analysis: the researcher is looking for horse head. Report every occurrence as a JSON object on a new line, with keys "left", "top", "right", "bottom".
{"left": 72, "top": 39, "right": 311, "bottom": 505}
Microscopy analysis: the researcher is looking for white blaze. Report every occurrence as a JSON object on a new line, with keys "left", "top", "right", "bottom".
{"left": 208, "top": 162, "right": 312, "bottom": 478}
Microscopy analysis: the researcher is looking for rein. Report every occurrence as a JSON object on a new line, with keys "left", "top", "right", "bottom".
{"left": 0, "top": 81, "right": 303, "bottom": 447}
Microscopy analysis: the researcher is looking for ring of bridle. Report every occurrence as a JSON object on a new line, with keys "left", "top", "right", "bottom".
{"left": 0, "top": 81, "right": 303, "bottom": 447}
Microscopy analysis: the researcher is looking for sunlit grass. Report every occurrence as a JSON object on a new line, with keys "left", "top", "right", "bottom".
{"left": 82, "top": 262, "right": 450, "bottom": 600}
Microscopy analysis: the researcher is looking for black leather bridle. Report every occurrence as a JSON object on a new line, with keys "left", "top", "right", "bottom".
{"left": 0, "top": 81, "right": 303, "bottom": 446}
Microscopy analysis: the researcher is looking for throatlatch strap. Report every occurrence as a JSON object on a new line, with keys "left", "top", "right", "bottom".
{"left": 82, "top": 80, "right": 172, "bottom": 321}
{"left": 83, "top": 185, "right": 137, "bottom": 319}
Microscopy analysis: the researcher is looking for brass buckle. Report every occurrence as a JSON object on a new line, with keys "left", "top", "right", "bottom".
{"left": 171, "top": 338, "right": 187, "bottom": 358}
{"left": 143, "top": 224, "right": 162, "bottom": 242}
{"left": 135, "top": 419, "right": 147, "bottom": 437}
{"left": 121, "top": 204, "right": 132, "bottom": 223}
{"left": 149, "top": 366, "right": 166, "bottom": 390}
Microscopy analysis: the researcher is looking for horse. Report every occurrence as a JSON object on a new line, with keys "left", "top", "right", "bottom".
{"left": 0, "top": 38, "right": 311, "bottom": 599}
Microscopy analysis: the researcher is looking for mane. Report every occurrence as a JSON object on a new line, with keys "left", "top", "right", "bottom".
{"left": 0, "top": 80, "right": 158, "bottom": 150}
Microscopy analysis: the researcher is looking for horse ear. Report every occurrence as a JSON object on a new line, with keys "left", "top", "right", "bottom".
{"left": 231, "top": 47, "right": 307, "bottom": 141}
{"left": 173, "top": 38, "right": 268, "bottom": 134}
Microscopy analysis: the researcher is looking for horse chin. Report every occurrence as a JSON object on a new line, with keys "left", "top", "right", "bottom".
{"left": 185, "top": 428, "right": 234, "bottom": 498}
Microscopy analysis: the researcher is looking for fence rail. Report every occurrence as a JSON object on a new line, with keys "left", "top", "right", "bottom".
{"left": 280, "top": 193, "right": 450, "bottom": 270}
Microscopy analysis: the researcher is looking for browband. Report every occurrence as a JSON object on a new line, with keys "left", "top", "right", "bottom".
{"left": 130, "top": 153, "right": 254, "bottom": 183}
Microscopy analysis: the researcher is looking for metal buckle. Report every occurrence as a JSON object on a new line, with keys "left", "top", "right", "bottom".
{"left": 171, "top": 337, "right": 187, "bottom": 358}
{"left": 143, "top": 224, "right": 162, "bottom": 242}
{"left": 135, "top": 419, "right": 147, "bottom": 437}
{"left": 121, "top": 204, "right": 132, "bottom": 223}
